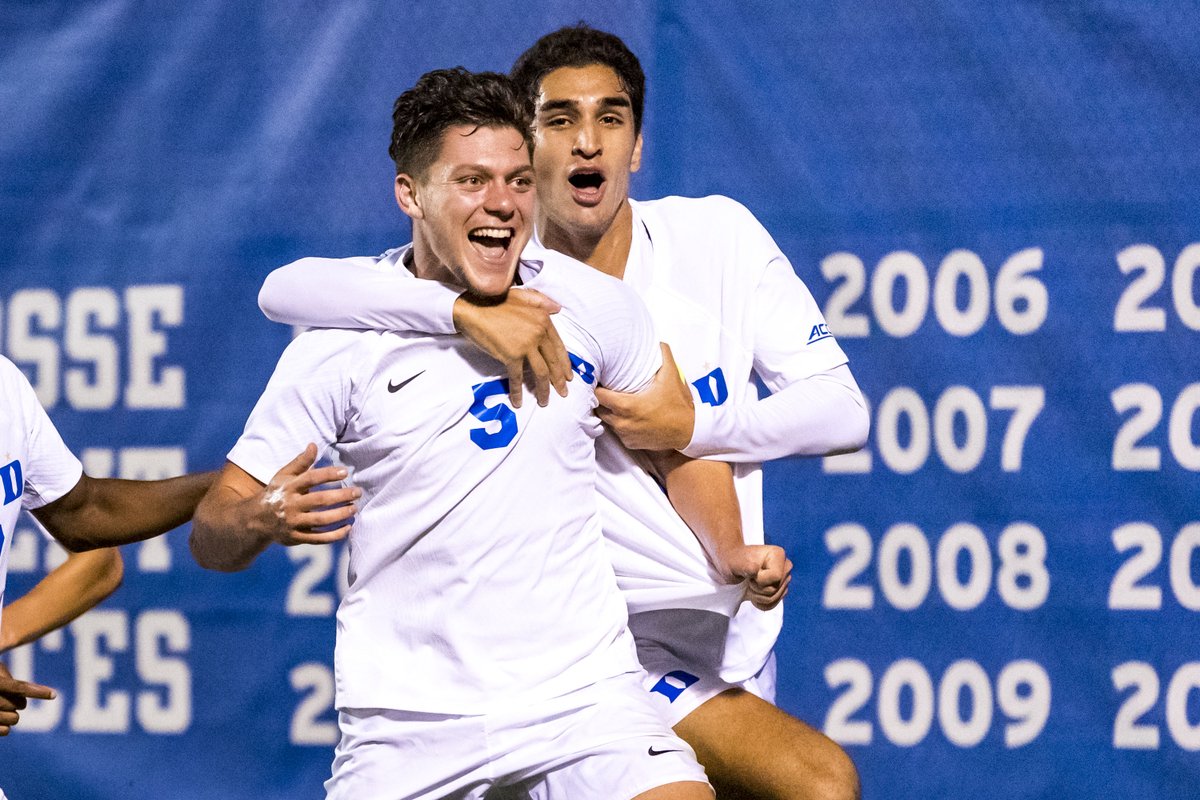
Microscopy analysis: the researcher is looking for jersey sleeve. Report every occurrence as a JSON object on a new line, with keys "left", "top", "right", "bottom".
{"left": 682, "top": 205, "right": 869, "bottom": 462}
{"left": 13, "top": 368, "right": 83, "bottom": 510}
{"left": 587, "top": 274, "right": 662, "bottom": 394}
{"left": 226, "top": 329, "right": 365, "bottom": 484}
{"left": 258, "top": 254, "right": 461, "bottom": 335}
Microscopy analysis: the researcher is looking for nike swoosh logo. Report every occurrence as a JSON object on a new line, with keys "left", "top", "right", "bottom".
{"left": 648, "top": 746, "right": 682, "bottom": 757}
{"left": 388, "top": 371, "right": 425, "bottom": 393}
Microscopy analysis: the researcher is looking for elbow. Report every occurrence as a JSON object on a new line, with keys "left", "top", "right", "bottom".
{"left": 97, "top": 549, "right": 125, "bottom": 598}
{"left": 844, "top": 400, "right": 871, "bottom": 453}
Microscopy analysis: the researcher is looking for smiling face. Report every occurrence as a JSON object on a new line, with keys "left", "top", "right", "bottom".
{"left": 396, "top": 124, "right": 535, "bottom": 298}
{"left": 531, "top": 64, "right": 643, "bottom": 250}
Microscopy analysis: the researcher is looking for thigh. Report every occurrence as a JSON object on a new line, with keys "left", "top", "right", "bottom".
{"left": 325, "top": 707, "right": 494, "bottom": 800}
{"left": 631, "top": 609, "right": 737, "bottom": 727}
{"left": 673, "top": 689, "right": 860, "bottom": 800}
{"left": 519, "top": 673, "right": 710, "bottom": 800}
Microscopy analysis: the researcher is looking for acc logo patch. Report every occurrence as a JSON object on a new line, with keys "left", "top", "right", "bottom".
{"left": 808, "top": 323, "right": 832, "bottom": 344}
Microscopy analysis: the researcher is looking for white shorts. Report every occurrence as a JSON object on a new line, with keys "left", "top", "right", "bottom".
{"left": 325, "top": 671, "right": 710, "bottom": 800}
{"left": 631, "top": 609, "right": 777, "bottom": 727}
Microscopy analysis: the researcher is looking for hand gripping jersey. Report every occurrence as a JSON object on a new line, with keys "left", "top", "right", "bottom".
{"left": 0, "top": 356, "right": 84, "bottom": 632}
{"left": 229, "top": 246, "right": 662, "bottom": 715}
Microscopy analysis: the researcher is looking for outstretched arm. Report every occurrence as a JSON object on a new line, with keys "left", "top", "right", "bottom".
{"left": 259, "top": 256, "right": 571, "bottom": 407}
{"left": 32, "top": 471, "right": 217, "bottom": 552}
{"left": 190, "top": 445, "right": 359, "bottom": 573}
{"left": 0, "top": 548, "right": 123, "bottom": 652}
{"left": 648, "top": 451, "right": 790, "bottom": 610}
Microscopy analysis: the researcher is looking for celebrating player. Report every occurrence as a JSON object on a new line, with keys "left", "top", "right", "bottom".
{"left": 188, "top": 67, "right": 791, "bottom": 799}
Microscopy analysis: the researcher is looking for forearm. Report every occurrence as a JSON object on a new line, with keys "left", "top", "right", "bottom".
{"left": 0, "top": 549, "right": 123, "bottom": 651}
{"left": 651, "top": 452, "right": 745, "bottom": 579}
{"left": 189, "top": 482, "right": 275, "bottom": 573}
{"left": 259, "top": 257, "right": 460, "bottom": 334}
{"left": 33, "top": 472, "right": 217, "bottom": 552}
{"left": 684, "top": 364, "right": 869, "bottom": 462}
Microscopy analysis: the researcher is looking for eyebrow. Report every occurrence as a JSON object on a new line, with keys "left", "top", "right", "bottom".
{"left": 538, "top": 96, "right": 631, "bottom": 115}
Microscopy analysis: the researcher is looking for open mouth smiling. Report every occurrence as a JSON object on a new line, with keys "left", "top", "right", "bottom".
{"left": 468, "top": 227, "right": 515, "bottom": 259}
{"left": 568, "top": 168, "right": 606, "bottom": 205}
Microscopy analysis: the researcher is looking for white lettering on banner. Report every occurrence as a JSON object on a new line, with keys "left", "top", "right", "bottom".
{"left": 823, "top": 522, "right": 1049, "bottom": 612}
{"left": 285, "top": 543, "right": 350, "bottom": 618}
{"left": 1108, "top": 522, "right": 1200, "bottom": 611}
{"left": 823, "top": 385, "right": 1045, "bottom": 475}
{"left": 823, "top": 658, "right": 1051, "bottom": 748}
{"left": 7, "top": 610, "right": 194, "bottom": 735}
{"left": 1114, "top": 243, "right": 1200, "bottom": 332}
{"left": 1111, "top": 384, "right": 1200, "bottom": 472}
{"left": 821, "top": 247, "right": 1048, "bottom": 338}
{"left": 0, "top": 284, "right": 185, "bottom": 410}
{"left": 1113, "top": 662, "right": 1200, "bottom": 751}
{"left": 289, "top": 663, "right": 339, "bottom": 745}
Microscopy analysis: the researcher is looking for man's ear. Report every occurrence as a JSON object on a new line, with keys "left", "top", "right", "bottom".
{"left": 630, "top": 132, "right": 644, "bottom": 174}
{"left": 395, "top": 173, "right": 423, "bottom": 219}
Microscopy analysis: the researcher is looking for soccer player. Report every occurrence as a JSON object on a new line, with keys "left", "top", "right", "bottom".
{"left": 0, "top": 353, "right": 215, "bottom": 740}
{"left": 189, "top": 67, "right": 775, "bottom": 799}
{"left": 257, "top": 28, "right": 867, "bottom": 800}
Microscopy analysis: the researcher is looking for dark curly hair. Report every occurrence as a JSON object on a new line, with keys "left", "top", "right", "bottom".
{"left": 510, "top": 24, "right": 646, "bottom": 135}
{"left": 388, "top": 67, "right": 532, "bottom": 177}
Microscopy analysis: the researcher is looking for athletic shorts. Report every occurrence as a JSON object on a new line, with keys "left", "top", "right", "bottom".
{"left": 631, "top": 608, "right": 777, "bottom": 727}
{"left": 324, "top": 671, "right": 710, "bottom": 800}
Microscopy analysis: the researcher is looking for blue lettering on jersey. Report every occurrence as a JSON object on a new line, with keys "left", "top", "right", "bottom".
{"left": 808, "top": 323, "right": 831, "bottom": 344}
{"left": 649, "top": 669, "right": 701, "bottom": 703}
{"left": 469, "top": 379, "right": 518, "bottom": 450}
{"left": 691, "top": 368, "right": 728, "bottom": 407}
{"left": 1, "top": 459, "right": 23, "bottom": 506}
{"left": 568, "top": 352, "right": 596, "bottom": 385}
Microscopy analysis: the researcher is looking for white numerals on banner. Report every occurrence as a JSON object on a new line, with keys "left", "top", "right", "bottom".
{"left": 821, "top": 248, "right": 1048, "bottom": 338}
{"left": 1111, "top": 384, "right": 1200, "bottom": 471}
{"left": 824, "top": 385, "right": 1044, "bottom": 475}
{"left": 1113, "top": 243, "right": 1200, "bottom": 331}
{"left": 1108, "top": 522, "right": 1200, "bottom": 610}
{"left": 1113, "top": 662, "right": 1200, "bottom": 750}
{"left": 0, "top": 284, "right": 186, "bottom": 410}
{"left": 289, "top": 663, "right": 339, "bottom": 746}
{"left": 285, "top": 544, "right": 350, "bottom": 617}
{"left": 824, "top": 658, "right": 1051, "bottom": 748}
{"left": 823, "top": 522, "right": 1049, "bottom": 611}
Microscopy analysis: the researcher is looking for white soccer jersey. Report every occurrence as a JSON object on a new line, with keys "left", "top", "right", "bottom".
{"left": 0, "top": 356, "right": 84, "bottom": 632}
{"left": 229, "top": 245, "right": 661, "bottom": 715}
{"left": 590, "top": 195, "right": 852, "bottom": 681}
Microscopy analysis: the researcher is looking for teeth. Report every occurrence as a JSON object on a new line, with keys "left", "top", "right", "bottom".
{"left": 471, "top": 228, "right": 511, "bottom": 239}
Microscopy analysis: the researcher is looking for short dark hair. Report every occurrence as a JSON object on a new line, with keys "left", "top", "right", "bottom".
{"left": 510, "top": 24, "right": 646, "bottom": 135}
{"left": 389, "top": 67, "right": 532, "bottom": 178}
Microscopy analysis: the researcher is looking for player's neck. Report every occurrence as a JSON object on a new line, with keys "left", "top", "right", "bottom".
{"left": 539, "top": 202, "right": 633, "bottom": 281}
{"left": 407, "top": 229, "right": 456, "bottom": 285}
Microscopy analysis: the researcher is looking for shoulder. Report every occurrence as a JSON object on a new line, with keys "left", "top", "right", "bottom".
{"left": 634, "top": 194, "right": 763, "bottom": 234}
{"left": 0, "top": 354, "right": 38, "bottom": 408}
{"left": 521, "top": 248, "right": 641, "bottom": 316}
{"left": 284, "top": 245, "right": 411, "bottom": 275}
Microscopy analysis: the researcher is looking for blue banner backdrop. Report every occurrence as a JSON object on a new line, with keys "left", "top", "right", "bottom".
{"left": 1, "top": 2, "right": 1197, "bottom": 798}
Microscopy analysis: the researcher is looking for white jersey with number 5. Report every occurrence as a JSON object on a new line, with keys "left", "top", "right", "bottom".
{"left": 229, "top": 246, "right": 661, "bottom": 715}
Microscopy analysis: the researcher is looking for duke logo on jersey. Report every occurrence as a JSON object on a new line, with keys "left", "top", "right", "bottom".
{"left": 1, "top": 459, "right": 22, "bottom": 506}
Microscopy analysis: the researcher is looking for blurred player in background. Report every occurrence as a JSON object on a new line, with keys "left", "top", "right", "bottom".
{"left": 0, "top": 351, "right": 214, "bottom": 800}
{"left": 258, "top": 24, "right": 867, "bottom": 800}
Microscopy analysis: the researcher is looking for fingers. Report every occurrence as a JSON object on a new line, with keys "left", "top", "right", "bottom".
{"left": 278, "top": 443, "right": 319, "bottom": 477}
{"left": 539, "top": 317, "right": 572, "bottom": 396}
{"left": 526, "top": 349, "right": 552, "bottom": 408}
{"left": 282, "top": 524, "right": 353, "bottom": 546}
{"left": 288, "top": 465, "right": 354, "bottom": 495}
{"left": 0, "top": 677, "right": 56, "bottom": 703}
{"left": 514, "top": 288, "right": 562, "bottom": 314}
{"left": 506, "top": 361, "right": 525, "bottom": 409}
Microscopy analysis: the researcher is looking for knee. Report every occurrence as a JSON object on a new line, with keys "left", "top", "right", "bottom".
{"left": 808, "top": 744, "right": 861, "bottom": 800}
